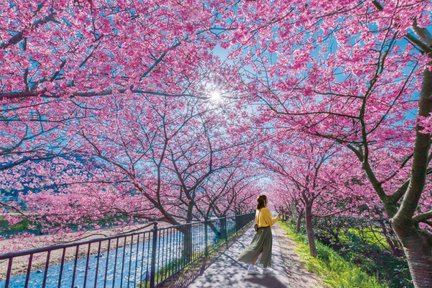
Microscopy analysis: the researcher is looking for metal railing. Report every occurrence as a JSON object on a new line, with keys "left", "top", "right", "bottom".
{"left": 0, "top": 213, "right": 255, "bottom": 288}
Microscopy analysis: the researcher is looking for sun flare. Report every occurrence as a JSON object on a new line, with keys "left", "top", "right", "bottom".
{"left": 209, "top": 90, "right": 222, "bottom": 102}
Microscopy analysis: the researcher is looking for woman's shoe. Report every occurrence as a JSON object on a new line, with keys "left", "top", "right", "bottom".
{"left": 262, "top": 267, "right": 274, "bottom": 275}
{"left": 247, "top": 265, "right": 259, "bottom": 275}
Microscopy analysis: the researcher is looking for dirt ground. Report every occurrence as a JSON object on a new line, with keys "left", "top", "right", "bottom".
{"left": 187, "top": 224, "right": 323, "bottom": 288}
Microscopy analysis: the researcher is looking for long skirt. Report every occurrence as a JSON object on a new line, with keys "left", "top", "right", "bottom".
{"left": 238, "top": 227, "right": 273, "bottom": 268}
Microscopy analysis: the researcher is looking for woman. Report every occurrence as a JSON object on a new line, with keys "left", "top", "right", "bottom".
{"left": 238, "top": 194, "right": 282, "bottom": 274}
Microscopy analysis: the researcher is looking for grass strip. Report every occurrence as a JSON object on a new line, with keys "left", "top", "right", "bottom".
{"left": 279, "top": 222, "right": 387, "bottom": 288}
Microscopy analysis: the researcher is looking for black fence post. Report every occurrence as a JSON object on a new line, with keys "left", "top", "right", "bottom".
{"left": 204, "top": 219, "right": 209, "bottom": 257}
{"left": 150, "top": 222, "right": 158, "bottom": 288}
{"left": 235, "top": 214, "right": 240, "bottom": 235}
{"left": 220, "top": 217, "right": 227, "bottom": 245}
{"left": 226, "top": 217, "right": 229, "bottom": 243}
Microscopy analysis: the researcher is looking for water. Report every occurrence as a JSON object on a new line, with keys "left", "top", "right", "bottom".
{"left": 0, "top": 225, "right": 226, "bottom": 288}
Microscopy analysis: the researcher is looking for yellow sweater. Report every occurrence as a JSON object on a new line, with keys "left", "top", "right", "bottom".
{"left": 256, "top": 207, "right": 280, "bottom": 228}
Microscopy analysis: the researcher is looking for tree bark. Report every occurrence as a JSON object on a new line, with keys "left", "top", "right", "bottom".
{"left": 305, "top": 204, "right": 317, "bottom": 257}
{"left": 392, "top": 224, "right": 432, "bottom": 288}
{"left": 220, "top": 217, "right": 227, "bottom": 241}
{"left": 181, "top": 225, "right": 193, "bottom": 262}
{"left": 296, "top": 209, "right": 304, "bottom": 233}
{"left": 391, "top": 66, "right": 432, "bottom": 287}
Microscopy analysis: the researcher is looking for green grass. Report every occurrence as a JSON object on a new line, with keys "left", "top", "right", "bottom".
{"left": 279, "top": 222, "right": 387, "bottom": 288}
{"left": 0, "top": 217, "right": 30, "bottom": 234}
{"left": 332, "top": 228, "right": 411, "bottom": 287}
{"left": 341, "top": 228, "right": 389, "bottom": 250}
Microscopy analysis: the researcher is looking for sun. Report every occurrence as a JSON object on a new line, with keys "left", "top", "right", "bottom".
{"left": 209, "top": 90, "right": 222, "bottom": 102}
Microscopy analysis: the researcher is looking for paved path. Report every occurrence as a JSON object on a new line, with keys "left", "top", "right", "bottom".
{"left": 188, "top": 224, "right": 322, "bottom": 288}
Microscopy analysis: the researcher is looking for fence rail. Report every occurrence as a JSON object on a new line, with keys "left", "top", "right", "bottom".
{"left": 0, "top": 213, "right": 255, "bottom": 288}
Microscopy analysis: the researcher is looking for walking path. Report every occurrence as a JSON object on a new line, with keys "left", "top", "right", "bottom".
{"left": 188, "top": 224, "right": 322, "bottom": 288}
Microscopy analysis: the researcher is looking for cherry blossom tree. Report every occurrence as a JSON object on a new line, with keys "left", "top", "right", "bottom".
{"left": 216, "top": 0, "right": 432, "bottom": 285}
{"left": 192, "top": 164, "right": 259, "bottom": 239}
{"left": 1, "top": 0, "right": 231, "bottom": 226}
{"left": 3, "top": 0, "right": 432, "bottom": 285}
{"left": 261, "top": 136, "right": 362, "bottom": 256}
{"left": 3, "top": 71, "right": 256, "bottom": 249}
{"left": 0, "top": 0, "right": 223, "bottom": 103}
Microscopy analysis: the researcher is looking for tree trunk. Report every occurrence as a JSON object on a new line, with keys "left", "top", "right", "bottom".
{"left": 182, "top": 204, "right": 195, "bottom": 262}
{"left": 296, "top": 209, "right": 304, "bottom": 233}
{"left": 182, "top": 225, "right": 193, "bottom": 262}
{"left": 402, "top": 236, "right": 432, "bottom": 288}
{"left": 393, "top": 223, "right": 432, "bottom": 288}
{"left": 207, "top": 220, "right": 221, "bottom": 239}
{"left": 305, "top": 204, "right": 317, "bottom": 257}
{"left": 390, "top": 65, "right": 432, "bottom": 287}
{"left": 220, "top": 217, "right": 227, "bottom": 241}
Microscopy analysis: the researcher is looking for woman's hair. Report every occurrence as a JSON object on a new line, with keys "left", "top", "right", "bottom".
{"left": 256, "top": 195, "right": 267, "bottom": 210}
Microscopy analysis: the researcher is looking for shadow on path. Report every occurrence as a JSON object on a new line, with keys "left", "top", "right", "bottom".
{"left": 245, "top": 274, "right": 290, "bottom": 288}
{"left": 187, "top": 224, "right": 322, "bottom": 288}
